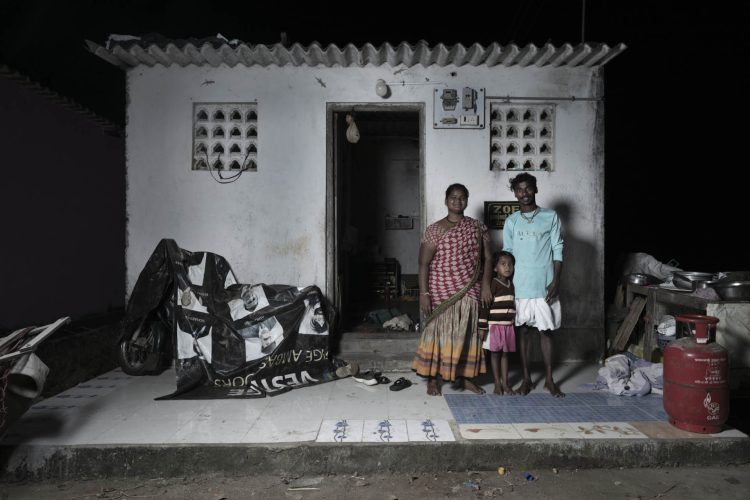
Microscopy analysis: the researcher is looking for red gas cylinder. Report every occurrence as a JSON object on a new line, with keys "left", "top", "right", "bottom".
{"left": 663, "top": 314, "right": 729, "bottom": 433}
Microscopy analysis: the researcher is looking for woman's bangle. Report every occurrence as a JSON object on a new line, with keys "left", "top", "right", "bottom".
{"left": 421, "top": 292, "right": 431, "bottom": 296}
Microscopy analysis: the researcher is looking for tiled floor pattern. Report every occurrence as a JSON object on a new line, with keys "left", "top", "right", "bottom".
{"left": 316, "top": 419, "right": 454, "bottom": 443}
{"left": 447, "top": 390, "right": 746, "bottom": 441}
{"left": 1, "top": 365, "right": 745, "bottom": 446}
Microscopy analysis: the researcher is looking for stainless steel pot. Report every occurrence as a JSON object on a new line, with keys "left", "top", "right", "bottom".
{"left": 694, "top": 279, "right": 719, "bottom": 290}
{"left": 626, "top": 273, "right": 663, "bottom": 286}
{"left": 673, "top": 271, "right": 716, "bottom": 290}
{"left": 710, "top": 281, "right": 750, "bottom": 300}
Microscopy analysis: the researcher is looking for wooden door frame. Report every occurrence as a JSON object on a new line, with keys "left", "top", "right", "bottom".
{"left": 325, "top": 102, "right": 425, "bottom": 313}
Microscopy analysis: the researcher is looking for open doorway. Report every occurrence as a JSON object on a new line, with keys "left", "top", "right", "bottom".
{"left": 327, "top": 105, "right": 423, "bottom": 334}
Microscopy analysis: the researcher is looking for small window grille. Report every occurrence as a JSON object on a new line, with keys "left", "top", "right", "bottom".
{"left": 193, "top": 102, "right": 259, "bottom": 172}
{"left": 489, "top": 102, "right": 555, "bottom": 171}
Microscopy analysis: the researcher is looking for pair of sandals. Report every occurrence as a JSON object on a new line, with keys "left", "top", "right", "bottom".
{"left": 353, "top": 370, "right": 391, "bottom": 386}
{"left": 352, "top": 370, "right": 412, "bottom": 391}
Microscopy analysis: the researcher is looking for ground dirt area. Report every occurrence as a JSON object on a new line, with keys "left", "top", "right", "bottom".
{"left": 2, "top": 465, "right": 750, "bottom": 499}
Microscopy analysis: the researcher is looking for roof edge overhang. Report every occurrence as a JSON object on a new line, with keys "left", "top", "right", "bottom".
{"left": 85, "top": 38, "right": 627, "bottom": 70}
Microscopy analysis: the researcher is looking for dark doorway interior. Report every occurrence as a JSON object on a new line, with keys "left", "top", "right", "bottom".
{"left": 336, "top": 110, "right": 421, "bottom": 333}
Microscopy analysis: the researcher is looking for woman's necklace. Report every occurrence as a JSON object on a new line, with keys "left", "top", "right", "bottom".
{"left": 445, "top": 216, "right": 463, "bottom": 226}
{"left": 520, "top": 208, "right": 539, "bottom": 224}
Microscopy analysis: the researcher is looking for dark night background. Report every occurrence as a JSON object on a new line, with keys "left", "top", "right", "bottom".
{"left": 1, "top": 0, "right": 747, "bottom": 319}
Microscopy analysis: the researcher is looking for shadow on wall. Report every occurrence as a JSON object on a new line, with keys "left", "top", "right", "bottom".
{"left": 552, "top": 201, "right": 602, "bottom": 329}
{"left": 553, "top": 201, "right": 603, "bottom": 361}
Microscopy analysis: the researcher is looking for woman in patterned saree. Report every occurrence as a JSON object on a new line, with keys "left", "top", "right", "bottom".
{"left": 412, "top": 183, "right": 493, "bottom": 395}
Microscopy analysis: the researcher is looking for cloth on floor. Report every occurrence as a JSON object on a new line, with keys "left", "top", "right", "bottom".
{"left": 595, "top": 354, "right": 663, "bottom": 396}
{"left": 366, "top": 308, "right": 401, "bottom": 324}
{"left": 382, "top": 313, "right": 414, "bottom": 331}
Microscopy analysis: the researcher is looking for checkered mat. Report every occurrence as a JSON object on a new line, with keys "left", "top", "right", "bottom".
{"left": 444, "top": 391, "right": 667, "bottom": 424}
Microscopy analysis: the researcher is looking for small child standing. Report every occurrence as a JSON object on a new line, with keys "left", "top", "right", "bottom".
{"left": 478, "top": 251, "right": 517, "bottom": 395}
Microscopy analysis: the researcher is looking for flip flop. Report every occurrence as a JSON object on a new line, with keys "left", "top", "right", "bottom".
{"left": 353, "top": 370, "right": 378, "bottom": 386}
{"left": 389, "top": 377, "right": 412, "bottom": 391}
{"left": 376, "top": 375, "right": 391, "bottom": 384}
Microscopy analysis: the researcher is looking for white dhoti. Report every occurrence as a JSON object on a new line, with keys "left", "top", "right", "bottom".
{"left": 515, "top": 298, "right": 561, "bottom": 331}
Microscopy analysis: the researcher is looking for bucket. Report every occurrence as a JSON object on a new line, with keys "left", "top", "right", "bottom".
{"left": 674, "top": 314, "right": 719, "bottom": 344}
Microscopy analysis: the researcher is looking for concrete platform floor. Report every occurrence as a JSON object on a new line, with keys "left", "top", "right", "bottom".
{"left": 1, "top": 362, "right": 749, "bottom": 481}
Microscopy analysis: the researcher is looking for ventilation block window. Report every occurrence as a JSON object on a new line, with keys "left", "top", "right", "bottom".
{"left": 193, "top": 102, "right": 259, "bottom": 172}
{"left": 489, "top": 103, "right": 555, "bottom": 171}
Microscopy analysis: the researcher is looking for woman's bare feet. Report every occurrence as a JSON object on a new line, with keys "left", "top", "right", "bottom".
{"left": 427, "top": 378, "right": 441, "bottom": 396}
{"left": 501, "top": 383, "right": 516, "bottom": 395}
{"left": 493, "top": 384, "right": 504, "bottom": 395}
{"left": 462, "top": 378, "right": 486, "bottom": 395}
{"left": 544, "top": 379, "right": 565, "bottom": 397}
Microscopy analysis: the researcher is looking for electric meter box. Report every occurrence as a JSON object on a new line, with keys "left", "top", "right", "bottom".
{"left": 433, "top": 86, "right": 485, "bottom": 129}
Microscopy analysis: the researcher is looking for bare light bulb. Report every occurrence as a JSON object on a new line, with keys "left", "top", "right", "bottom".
{"left": 375, "top": 79, "right": 389, "bottom": 98}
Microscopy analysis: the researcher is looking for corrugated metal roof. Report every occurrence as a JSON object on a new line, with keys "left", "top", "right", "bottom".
{"left": 86, "top": 37, "right": 626, "bottom": 70}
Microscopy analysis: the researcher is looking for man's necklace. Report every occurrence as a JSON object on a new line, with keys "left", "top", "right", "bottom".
{"left": 520, "top": 208, "right": 540, "bottom": 224}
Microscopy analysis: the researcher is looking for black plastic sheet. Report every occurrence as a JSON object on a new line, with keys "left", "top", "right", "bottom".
{"left": 122, "top": 239, "right": 345, "bottom": 399}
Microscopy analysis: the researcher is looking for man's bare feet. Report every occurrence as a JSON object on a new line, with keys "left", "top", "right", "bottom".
{"left": 517, "top": 379, "right": 532, "bottom": 396}
{"left": 501, "top": 384, "right": 516, "bottom": 395}
{"left": 427, "top": 378, "right": 441, "bottom": 396}
{"left": 462, "top": 378, "right": 486, "bottom": 395}
{"left": 493, "top": 384, "right": 504, "bottom": 395}
{"left": 545, "top": 380, "right": 565, "bottom": 398}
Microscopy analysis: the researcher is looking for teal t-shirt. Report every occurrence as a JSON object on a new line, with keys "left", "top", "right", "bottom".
{"left": 502, "top": 208, "right": 563, "bottom": 299}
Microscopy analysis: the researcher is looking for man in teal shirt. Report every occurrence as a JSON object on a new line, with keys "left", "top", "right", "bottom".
{"left": 503, "top": 173, "right": 564, "bottom": 397}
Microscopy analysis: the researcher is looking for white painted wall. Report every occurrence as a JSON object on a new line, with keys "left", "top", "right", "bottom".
{"left": 125, "top": 63, "right": 604, "bottom": 333}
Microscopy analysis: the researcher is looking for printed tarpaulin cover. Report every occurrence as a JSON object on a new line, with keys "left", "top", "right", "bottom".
{"left": 122, "top": 239, "right": 346, "bottom": 399}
